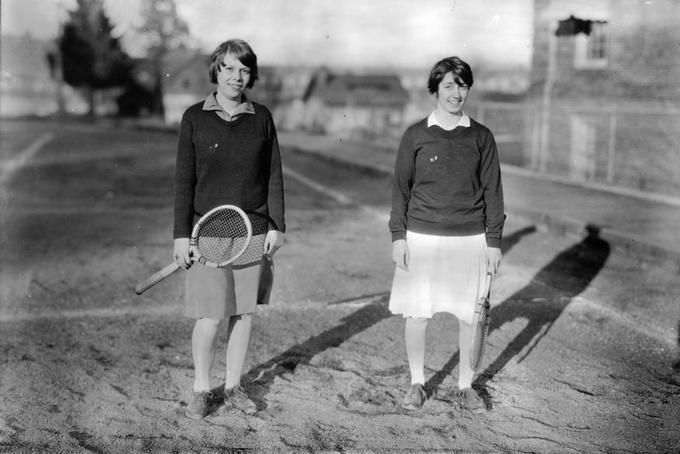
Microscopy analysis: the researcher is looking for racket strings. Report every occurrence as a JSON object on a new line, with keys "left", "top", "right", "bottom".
{"left": 233, "top": 212, "right": 270, "bottom": 267}
{"left": 196, "top": 210, "right": 250, "bottom": 264}
{"left": 233, "top": 234, "right": 265, "bottom": 266}
{"left": 249, "top": 213, "right": 270, "bottom": 236}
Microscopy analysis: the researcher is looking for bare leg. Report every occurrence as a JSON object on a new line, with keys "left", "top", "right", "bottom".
{"left": 192, "top": 318, "right": 221, "bottom": 392}
{"left": 405, "top": 317, "right": 428, "bottom": 384}
{"left": 224, "top": 313, "right": 253, "bottom": 389}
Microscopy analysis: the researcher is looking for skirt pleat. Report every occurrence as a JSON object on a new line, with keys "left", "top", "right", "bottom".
{"left": 389, "top": 231, "right": 487, "bottom": 323}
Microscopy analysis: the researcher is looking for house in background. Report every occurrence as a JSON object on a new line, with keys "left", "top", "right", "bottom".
{"left": 153, "top": 61, "right": 411, "bottom": 141}
{"left": 120, "top": 49, "right": 213, "bottom": 124}
{"left": 248, "top": 65, "right": 315, "bottom": 131}
{"left": 301, "top": 68, "right": 409, "bottom": 141}
{"left": 158, "top": 50, "right": 212, "bottom": 124}
{"left": 130, "top": 51, "right": 315, "bottom": 128}
{"left": 525, "top": 0, "right": 680, "bottom": 197}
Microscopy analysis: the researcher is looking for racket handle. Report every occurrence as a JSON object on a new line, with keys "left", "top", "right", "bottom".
{"left": 135, "top": 262, "right": 181, "bottom": 295}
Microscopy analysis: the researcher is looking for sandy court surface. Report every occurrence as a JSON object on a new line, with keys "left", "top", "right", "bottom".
{"left": 0, "top": 120, "right": 678, "bottom": 452}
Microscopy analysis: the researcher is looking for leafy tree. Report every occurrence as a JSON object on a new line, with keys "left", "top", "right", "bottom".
{"left": 58, "top": 0, "right": 132, "bottom": 116}
{"left": 136, "top": 0, "right": 193, "bottom": 117}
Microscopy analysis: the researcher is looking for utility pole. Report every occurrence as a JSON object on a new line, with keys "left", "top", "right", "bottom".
{"left": 539, "top": 21, "right": 557, "bottom": 173}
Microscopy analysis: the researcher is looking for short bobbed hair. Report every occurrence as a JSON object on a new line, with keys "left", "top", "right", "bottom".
{"left": 427, "top": 56, "right": 473, "bottom": 94}
{"left": 208, "top": 39, "right": 258, "bottom": 88}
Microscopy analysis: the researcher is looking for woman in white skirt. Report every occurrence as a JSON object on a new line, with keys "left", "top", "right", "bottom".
{"left": 389, "top": 56, "right": 504, "bottom": 412}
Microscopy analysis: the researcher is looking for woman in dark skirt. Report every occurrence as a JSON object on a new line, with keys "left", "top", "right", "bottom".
{"left": 173, "top": 39, "right": 285, "bottom": 420}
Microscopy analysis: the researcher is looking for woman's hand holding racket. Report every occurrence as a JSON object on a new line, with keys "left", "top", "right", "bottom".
{"left": 264, "top": 230, "right": 285, "bottom": 256}
{"left": 174, "top": 237, "right": 192, "bottom": 269}
{"left": 486, "top": 247, "right": 502, "bottom": 275}
{"left": 135, "top": 205, "right": 252, "bottom": 295}
{"left": 392, "top": 239, "right": 409, "bottom": 271}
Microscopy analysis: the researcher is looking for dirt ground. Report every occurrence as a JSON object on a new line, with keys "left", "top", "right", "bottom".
{"left": 1, "top": 120, "right": 679, "bottom": 453}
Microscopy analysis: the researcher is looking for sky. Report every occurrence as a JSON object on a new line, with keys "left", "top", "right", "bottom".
{"left": 1, "top": 0, "right": 534, "bottom": 69}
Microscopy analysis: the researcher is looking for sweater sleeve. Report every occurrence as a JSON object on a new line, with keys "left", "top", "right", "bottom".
{"left": 389, "top": 129, "right": 415, "bottom": 242}
{"left": 173, "top": 110, "right": 197, "bottom": 239}
{"left": 265, "top": 112, "right": 286, "bottom": 233}
{"left": 479, "top": 129, "right": 505, "bottom": 248}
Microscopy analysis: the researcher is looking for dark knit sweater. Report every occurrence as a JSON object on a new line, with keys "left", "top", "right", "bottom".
{"left": 173, "top": 101, "right": 285, "bottom": 238}
{"left": 389, "top": 117, "right": 505, "bottom": 247}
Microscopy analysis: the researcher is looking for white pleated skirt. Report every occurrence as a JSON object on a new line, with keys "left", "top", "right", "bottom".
{"left": 389, "top": 231, "right": 488, "bottom": 324}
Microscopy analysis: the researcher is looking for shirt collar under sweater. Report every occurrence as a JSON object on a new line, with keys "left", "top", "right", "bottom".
{"left": 427, "top": 111, "right": 470, "bottom": 130}
{"left": 202, "top": 92, "right": 255, "bottom": 122}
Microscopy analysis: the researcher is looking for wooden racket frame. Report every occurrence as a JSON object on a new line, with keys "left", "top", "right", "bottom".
{"left": 469, "top": 271, "right": 493, "bottom": 371}
{"left": 134, "top": 205, "right": 252, "bottom": 295}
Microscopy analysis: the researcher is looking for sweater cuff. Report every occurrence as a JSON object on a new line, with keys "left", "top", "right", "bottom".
{"left": 486, "top": 236, "right": 502, "bottom": 249}
{"left": 391, "top": 231, "right": 406, "bottom": 242}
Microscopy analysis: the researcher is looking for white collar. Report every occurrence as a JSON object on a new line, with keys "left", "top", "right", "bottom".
{"left": 427, "top": 111, "right": 470, "bottom": 130}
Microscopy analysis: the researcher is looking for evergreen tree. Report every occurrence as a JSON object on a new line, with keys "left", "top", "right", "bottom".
{"left": 58, "top": 0, "right": 132, "bottom": 116}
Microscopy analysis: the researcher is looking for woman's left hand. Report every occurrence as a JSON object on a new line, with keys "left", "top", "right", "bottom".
{"left": 486, "top": 247, "right": 502, "bottom": 275}
{"left": 264, "top": 230, "right": 285, "bottom": 256}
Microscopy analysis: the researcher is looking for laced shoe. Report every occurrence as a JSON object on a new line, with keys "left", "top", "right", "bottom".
{"left": 454, "top": 387, "right": 486, "bottom": 413}
{"left": 223, "top": 385, "right": 257, "bottom": 415}
{"left": 401, "top": 383, "right": 427, "bottom": 410}
{"left": 185, "top": 390, "right": 215, "bottom": 420}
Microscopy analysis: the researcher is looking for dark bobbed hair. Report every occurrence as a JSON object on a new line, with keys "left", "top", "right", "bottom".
{"left": 208, "top": 39, "right": 258, "bottom": 88}
{"left": 427, "top": 56, "right": 473, "bottom": 94}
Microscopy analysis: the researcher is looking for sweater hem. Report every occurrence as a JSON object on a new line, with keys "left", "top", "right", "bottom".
{"left": 407, "top": 218, "right": 486, "bottom": 237}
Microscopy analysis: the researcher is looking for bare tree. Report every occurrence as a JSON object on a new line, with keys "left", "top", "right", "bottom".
{"left": 136, "top": 0, "right": 192, "bottom": 118}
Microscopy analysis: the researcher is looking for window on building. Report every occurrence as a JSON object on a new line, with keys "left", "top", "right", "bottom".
{"left": 574, "top": 21, "right": 608, "bottom": 69}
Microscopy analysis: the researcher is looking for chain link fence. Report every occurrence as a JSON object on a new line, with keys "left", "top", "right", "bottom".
{"left": 469, "top": 100, "right": 680, "bottom": 200}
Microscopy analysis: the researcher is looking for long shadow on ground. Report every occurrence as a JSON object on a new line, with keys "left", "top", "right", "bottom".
{"left": 242, "top": 295, "right": 391, "bottom": 410}
{"left": 239, "top": 226, "right": 536, "bottom": 412}
{"left": 427, "top": 226, "right": 611, "bottom": 409}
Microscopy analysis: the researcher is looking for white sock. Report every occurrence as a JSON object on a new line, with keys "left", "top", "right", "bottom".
{"left": 192, "top": 318, "right": 220, "bottom": 392}
{"left": 405, "top": 317, "right": 428, "bottom": 385}
{"left": 458, "top": 319, "right": 474, "bottom": 389}
{"left": 224, "top": 314, "right": 253, "bottom": 390}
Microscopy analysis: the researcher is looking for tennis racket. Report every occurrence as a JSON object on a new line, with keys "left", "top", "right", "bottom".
{"left": 135, "top": 205, "right": 252, "bottom": 295}
{"left": 231, "top": 210, "right": 277, "bottom": 269}
{"left": 256, "top": 253, "right": 274, "bottom": 305}
{"left": 469, "top": 272, "right": 493, "bottom": 372}
{"left": 239, "top": 212, "right": 278, "bottom": 306}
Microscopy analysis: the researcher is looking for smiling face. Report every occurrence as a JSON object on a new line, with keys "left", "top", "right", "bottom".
{"left": 216, "top": 53, "right": 252, "bottom": 102}
{"left": 436, "top": 71, "right": 469, "bottom": 117}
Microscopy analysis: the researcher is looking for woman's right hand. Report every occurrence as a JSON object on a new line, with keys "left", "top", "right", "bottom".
{"left": 392, "top": 239, "right": 409, "bottom": 271}
{"left": 173, "top": 237, "right": 192, "bottom": 269}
